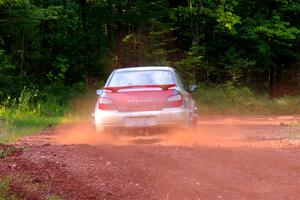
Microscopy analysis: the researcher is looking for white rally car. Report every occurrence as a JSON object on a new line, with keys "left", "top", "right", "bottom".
{"left": 94, "top": 66, "right": 198, "bottom": 132}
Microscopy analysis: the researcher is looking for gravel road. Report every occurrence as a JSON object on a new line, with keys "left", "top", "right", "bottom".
{"left": 1, "top": 116, "right": 300, "bottom": 200}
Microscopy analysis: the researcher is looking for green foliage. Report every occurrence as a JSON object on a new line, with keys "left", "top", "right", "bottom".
{"left": 0, "top": 49, "right": 16, "bottom": 99}
{"left": 175, "top": 45, "right": 206, "bottom": 83}
{"left": 213, "top": 0, "right": 241, "bottom": 32}
{"left": 0, "top": 0, "right": 300, "bottom": 105}
{"left": 193, "top": 83, "right": 300, "bottom": 115}
{"left": 0, "top": 148, "right": 12, "bottom": 158}
{"left": 122, "top": 29, "right": 172, "bottom": 66}
{"left": 0, "top": 80, "right": 88, "bottom": 143}
{"left": 171, "top": 0, "right": 300, "bottom": 94}
{"left": 47, "top": 57, "right": 70, "bottom": 82}
{"left": 0, "top": 87, "right": 70, "bottom": 143}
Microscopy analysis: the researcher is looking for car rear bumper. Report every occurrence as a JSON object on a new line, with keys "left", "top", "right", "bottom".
{"left": 94, "top": 107, "right": 190, "bottom": 131}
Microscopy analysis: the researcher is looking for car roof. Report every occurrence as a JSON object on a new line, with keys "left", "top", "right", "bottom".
{"left": 114, "top": 66, "right": 175, "bottom": 72}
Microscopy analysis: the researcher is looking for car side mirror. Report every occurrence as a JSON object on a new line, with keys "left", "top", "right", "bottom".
{"left": 189, "top": 84, "right": 197, "bottom": 93}
{"left": 96, "top": 89, "right": 103, "bottom": 96}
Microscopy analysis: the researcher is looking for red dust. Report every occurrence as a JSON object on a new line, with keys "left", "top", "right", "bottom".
{"left": 52, "top": 115, "right": 300, "bottom": 148}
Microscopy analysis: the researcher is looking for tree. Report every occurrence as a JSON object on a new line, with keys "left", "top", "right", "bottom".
{"left": 236, "top": 0, "right": 300, "bottom": 97}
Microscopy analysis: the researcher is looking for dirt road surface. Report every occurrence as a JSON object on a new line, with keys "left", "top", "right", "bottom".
{"left": 1, "top": 116, "right": 300, "bottom": 200}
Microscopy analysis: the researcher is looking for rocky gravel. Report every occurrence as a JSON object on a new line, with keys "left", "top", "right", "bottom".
{"left": 1, "top": 115, "right": 300, "bottom": 200}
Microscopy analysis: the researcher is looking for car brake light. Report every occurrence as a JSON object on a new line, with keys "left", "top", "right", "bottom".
{"left": 98, "top": 97, "right": 115, "bottom": 110}
{"left": 165, "top": 94, "right": 183, "bottom": 108}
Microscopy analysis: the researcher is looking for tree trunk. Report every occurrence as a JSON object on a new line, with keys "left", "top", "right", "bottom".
{"left": 269, "top": 65, "right": 275, "bottom": 98}
{"left": 80, "top": 0, "right": 89, "bottom": 80}
{"left": 115, "top": 22, "right": 123, "bottom": 68}
{"left": 134, "top": 35, "right": 139, "bottom": 67}
{"left": 80, "top": 0, "right": 88, "bottom": 33}
{"left": 39, "top": 22, "right": 47, "bottom": 81}
{"left": 20, "top": 28, "right": 25, "bottom": 75}
{"left": 190, "top": 1, "right": 200, "bottom": 84}
{"left": 115, "top": 3, "right": 124, "bottom": 68}
{"left": 107, "top": 0, "right": 112, "bottom": 49}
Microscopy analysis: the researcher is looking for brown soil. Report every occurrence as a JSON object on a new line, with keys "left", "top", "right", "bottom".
{"left": 1, "top": 115, "right": 300, "bottom": 200}
{"left": 0, "top": 143, "right": 23, "bottom": 158}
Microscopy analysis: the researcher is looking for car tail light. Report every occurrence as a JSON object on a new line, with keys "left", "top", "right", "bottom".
{"left": 165, "top": 94, "right": 183, "bottom": 108}
{"left": 98, "top": 97, "right": 115, "bottom": 110}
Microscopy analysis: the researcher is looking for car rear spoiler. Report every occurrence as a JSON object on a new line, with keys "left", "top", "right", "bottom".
{"left": 103, "top": 84, "right": 176, "bottom": 93}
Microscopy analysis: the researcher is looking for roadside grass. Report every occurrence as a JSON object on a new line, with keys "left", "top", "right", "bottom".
{"left": 0, "top": 147, "right": 12, "bottom": 158}
{"left": 0, "top": 176, "right": 63, "bottom": 200}
{"left": 193, "top": 83, "right": 300, "bottom": 115}
{"left": 287, "top": 121, "right": 300, "bottom": 138}
{"left": 0, "top": 177, "right": 19, "bottom": 200}
{"left": 0, "top": 83, "right": 88, "bottom": 143}
{"left": 46, "top": 194, "right": 63, "bottom": 200}
{"left": 0, "top": 87, "right": 67, "bottom": 143}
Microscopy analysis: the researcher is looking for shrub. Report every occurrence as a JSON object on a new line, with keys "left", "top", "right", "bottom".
{"left": 193, "top": 83, "right": 300, "bottom": 115}
{"left": 0, "top": 86, "right": 68, "bottom": 143}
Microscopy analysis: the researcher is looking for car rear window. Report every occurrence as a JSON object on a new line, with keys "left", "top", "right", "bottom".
{"left": 107, "top": 70, "right": 175, "bottom": 87}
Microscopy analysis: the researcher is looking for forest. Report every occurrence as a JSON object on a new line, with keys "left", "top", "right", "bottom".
{"left": 0, "top": 0, "right": 300, "bottom": 139}
{"left": 1, "top": 0, "right": 299, "bottom": 99}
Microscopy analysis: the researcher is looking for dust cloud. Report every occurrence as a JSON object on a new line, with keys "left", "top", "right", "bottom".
{"left": 54, "top": 122, "right": 129, "bottom": 145}
{"left": 52, "top": 122, "right": 205, "bottom": 146}
{"left": 54, "top": 92, "right": 300, "bottom": 147}
{"left": 51, "top": 115, "right": 300, "bottom": 148}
